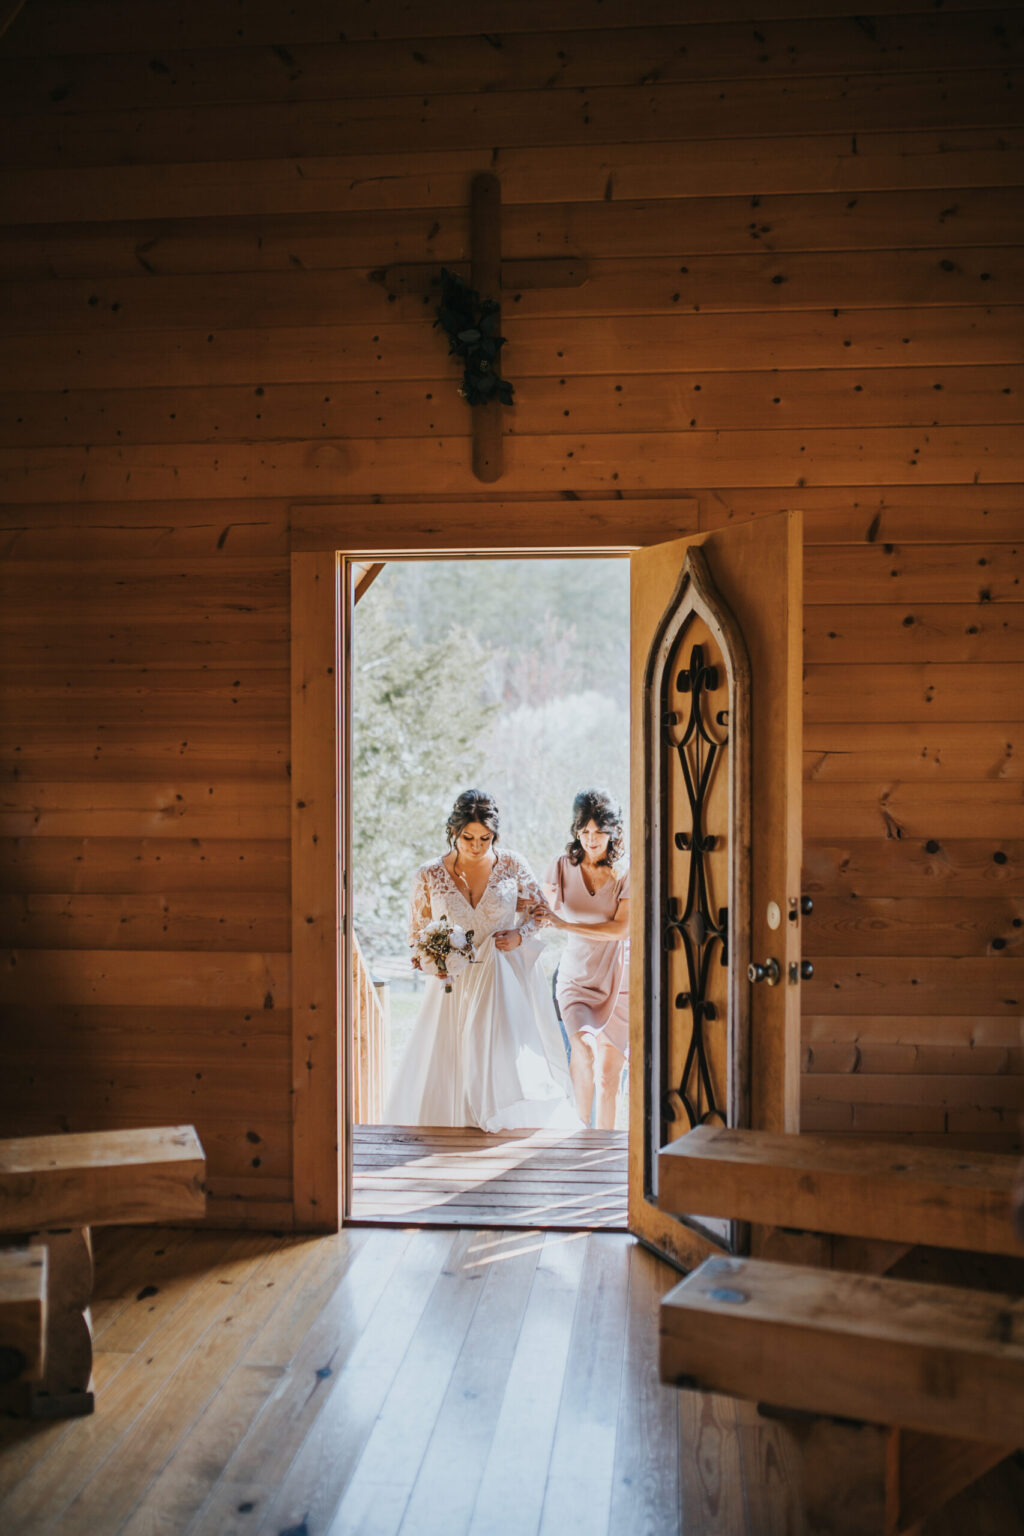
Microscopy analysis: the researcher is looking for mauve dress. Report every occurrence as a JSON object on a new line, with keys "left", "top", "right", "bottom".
{"left": 544, "top": 855, "right": 630, "bottom": 1056}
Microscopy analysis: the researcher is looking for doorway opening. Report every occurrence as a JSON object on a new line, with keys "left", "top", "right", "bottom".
{"left": 344, "top": 553, "right": 630, "bottom": 1230}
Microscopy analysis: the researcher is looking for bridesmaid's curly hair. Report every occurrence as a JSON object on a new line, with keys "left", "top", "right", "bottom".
{"left": 566, "top": 788, "right": 624, "bottom": 868}
{"left": 446, "top": 788, "right": 501, "bottom": 849}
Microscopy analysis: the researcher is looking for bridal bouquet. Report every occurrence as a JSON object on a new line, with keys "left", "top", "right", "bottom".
{"left": 413, "top": 914, "right": 476, "bottom": 993}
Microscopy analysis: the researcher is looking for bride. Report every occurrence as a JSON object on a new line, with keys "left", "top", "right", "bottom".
{"left": 385, "top": 788, "right": 580, "bottom": 1131}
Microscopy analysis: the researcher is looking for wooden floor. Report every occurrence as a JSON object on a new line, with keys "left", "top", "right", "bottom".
{"left": 1, "top": 1225, "right": 1021, "bottom": 1535}
{"left": 350, "top": 1125, "right": 628, "bottom": 1229}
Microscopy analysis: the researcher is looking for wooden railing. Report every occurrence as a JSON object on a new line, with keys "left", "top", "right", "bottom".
{"left": 352, "top": 938, "right": 390, "bottom": 1124}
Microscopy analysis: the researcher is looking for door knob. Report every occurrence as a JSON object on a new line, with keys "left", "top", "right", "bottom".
{"left": 747, "top": 957, "right": 781, "bottom": 987}
{"left": 788, "top": 960, "right": 815, "bottom": 984}
{"left": 800, "top": 896, "right": 814, "bottom": 915}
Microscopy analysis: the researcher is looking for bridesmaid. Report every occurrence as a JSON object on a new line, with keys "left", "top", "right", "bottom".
{"left": 536, "top": 788, "right": 630, "bottom": 1129}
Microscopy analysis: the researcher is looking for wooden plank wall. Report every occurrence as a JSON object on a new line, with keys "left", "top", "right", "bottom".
{"left": 798, "top": 493, "right": 1022, "bottom": 1150}
{"left": 0, "top": 1, "right": 1021, "bottom": 1231}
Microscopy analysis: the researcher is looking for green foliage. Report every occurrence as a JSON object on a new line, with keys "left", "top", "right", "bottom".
{"left": 434, "top": 267, "right": 514, "bottom": 407}
{"left": 383, "top": 558, "right": 628, "bottom": 711}
{"left": 351, "top": 586, "right": 496, "bottom": 954}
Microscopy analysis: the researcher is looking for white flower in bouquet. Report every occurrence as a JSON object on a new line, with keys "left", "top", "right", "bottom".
{"left": 412, "top": 913, "right": 477, "bottom": 992}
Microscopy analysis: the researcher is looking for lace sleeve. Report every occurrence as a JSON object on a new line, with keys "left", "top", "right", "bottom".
{"left": 512, "top": 853, "right": 545, "bottom": 939}
{"left": 408, "top": 866, "right": 432, "bottom": 949}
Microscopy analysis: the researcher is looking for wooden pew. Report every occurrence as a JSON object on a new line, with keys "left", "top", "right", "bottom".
{"left": 0, "top": 1245, "right": 47, "bottom": 1386}
{"left": 0, "top": 1125, "right": 205, "bottom": 1417}
{"left": 661, "top": 1255, "right": 1024, "bottom": 1534}
{"left": 658, "top": 1125, "right": 1021, "bottom": 1257}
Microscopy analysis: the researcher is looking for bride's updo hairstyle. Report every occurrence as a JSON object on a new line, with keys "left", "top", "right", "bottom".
{"left": 446, "top": 788, "right": 501, "bottom": 849}
{"left": 566, "top": 788, "right": 624, "bottom": 868}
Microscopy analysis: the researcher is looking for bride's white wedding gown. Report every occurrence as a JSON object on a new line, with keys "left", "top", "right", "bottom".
{"left": 385, "top": 850, "right": 581, "bottom": 1131}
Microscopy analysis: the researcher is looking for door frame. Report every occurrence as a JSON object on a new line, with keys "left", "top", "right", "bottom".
{"left": 288, "top": 497, "right": 699, "bottom": 1231}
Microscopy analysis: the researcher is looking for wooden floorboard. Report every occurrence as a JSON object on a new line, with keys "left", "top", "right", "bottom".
{"left": 2, "top": 1227, "right": 1020, "bottom": 1535}
{"left": 350, "top": 1125, "right": 629, "bottom": 1230}
{"left": 0, "top": 1226, "right": 675, "bottom": 1536}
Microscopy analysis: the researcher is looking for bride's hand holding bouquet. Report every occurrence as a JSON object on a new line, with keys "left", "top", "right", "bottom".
{"left": 412, "top": 914, "right": 476, "bottom": 993}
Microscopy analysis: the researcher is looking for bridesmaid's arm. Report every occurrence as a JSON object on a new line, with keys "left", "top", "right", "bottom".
{"left": 539, "top": 896, "right": 630, "bottom": 943}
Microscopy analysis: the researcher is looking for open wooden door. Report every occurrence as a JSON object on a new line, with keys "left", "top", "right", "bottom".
{"left": 629, "top": 511, "right": 803, "bottom": 1271}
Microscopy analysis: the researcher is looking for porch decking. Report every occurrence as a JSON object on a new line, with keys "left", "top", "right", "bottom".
{"left": 351, "top": 1125, "right": 628, "bottom": 1229}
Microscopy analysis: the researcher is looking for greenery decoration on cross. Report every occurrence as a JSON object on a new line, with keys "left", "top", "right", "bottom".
{"left": 434, "top": 267, "right": 515, "bottom": 407}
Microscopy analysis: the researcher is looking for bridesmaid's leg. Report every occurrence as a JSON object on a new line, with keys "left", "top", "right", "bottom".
{"left": 593, "top": 1038, "right": 627, "bottom": 1131}
{"left": 564, "top": 1017, "right": 595, "bottom": 1125}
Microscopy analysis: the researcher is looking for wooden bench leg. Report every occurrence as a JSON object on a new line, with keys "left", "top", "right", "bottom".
{"left": 741, "top": 1404, "right": 1015, "bottom": 1535}
{"left": 29, "top": 1226, "right": 94, "bottom": 1419}
{"left": 885, "top": 1428, "right": 1015, "bottom": 1535}
{"left": 0, "top": 1244, "right": 47, "bottom": 1388}
{"left": 0, "top": 1227, "right": 94, "bottom": 1419}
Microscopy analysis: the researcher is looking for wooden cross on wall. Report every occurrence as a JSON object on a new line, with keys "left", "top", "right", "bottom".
{"left": 376, "top": 173, "right": 588, "bottom": 483}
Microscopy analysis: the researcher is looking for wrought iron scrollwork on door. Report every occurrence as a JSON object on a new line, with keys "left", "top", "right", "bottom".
{"left": 663, "top": 642, "right": 730, "bottom": 1131}
{"left": 643, "top": 547, "right": 752, "bottom": 1252}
